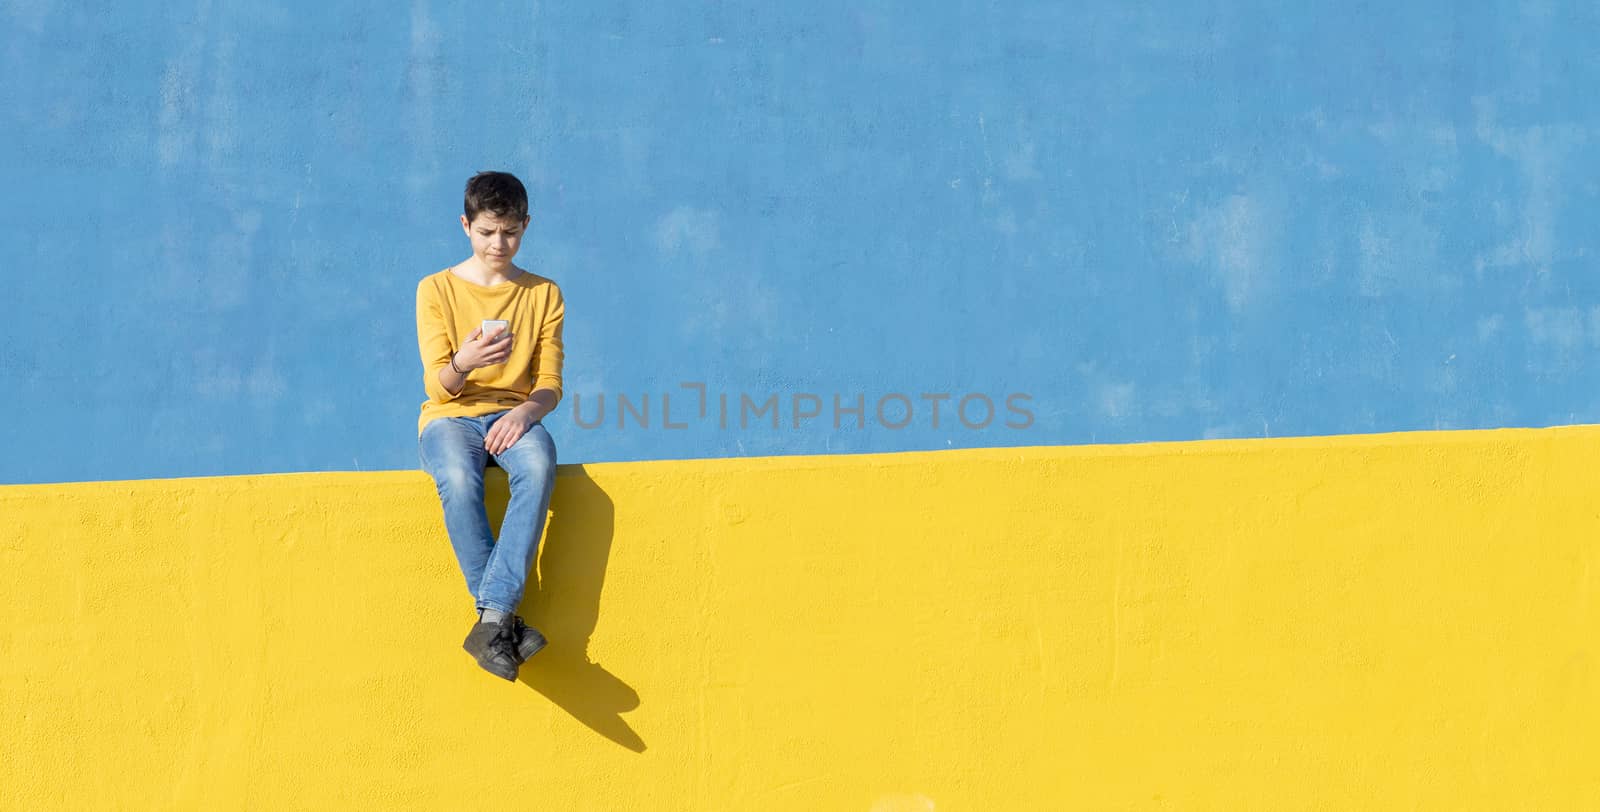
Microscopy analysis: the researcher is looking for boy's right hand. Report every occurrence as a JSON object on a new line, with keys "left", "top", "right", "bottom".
{"left": 454, "top": 326, "right": 513, "bottom": 370}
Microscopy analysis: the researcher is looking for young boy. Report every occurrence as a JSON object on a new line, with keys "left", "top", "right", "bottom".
{"left": 415, "top": 171, "right": 564, "bottom": 681}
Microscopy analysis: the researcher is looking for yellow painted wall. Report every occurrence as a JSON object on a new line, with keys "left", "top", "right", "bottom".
{"left": 4, "top": 427, "right": 1600, "bottom": 809}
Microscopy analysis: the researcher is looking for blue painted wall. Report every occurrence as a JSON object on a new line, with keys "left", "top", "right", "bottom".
{"left": 4, "top": 1, "right": 1599, "bottom": 483}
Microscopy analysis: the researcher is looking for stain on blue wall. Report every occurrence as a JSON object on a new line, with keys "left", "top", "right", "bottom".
{"left": 3, "top": 1, "right": 1599, "bottom": 483}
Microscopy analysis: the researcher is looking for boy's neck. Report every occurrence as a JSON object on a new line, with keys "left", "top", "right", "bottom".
{"left": 451, "top": 258, "right": 523, "bottom": 287}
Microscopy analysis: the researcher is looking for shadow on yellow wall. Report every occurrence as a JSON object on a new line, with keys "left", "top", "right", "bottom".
{"left": 485, "top": 467, "right": 644, "bottom": 752}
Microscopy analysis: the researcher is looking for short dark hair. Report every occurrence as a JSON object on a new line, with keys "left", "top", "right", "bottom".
{"left": 463, "top": 171, "right": 528, "bottom": 222}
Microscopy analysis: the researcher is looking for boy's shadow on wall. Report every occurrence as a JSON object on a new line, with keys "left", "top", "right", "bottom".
{"left": 485, "top": 464, "right": 644, "bottom": 752}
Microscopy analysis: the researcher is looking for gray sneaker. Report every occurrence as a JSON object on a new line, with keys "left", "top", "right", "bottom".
{"left": 511, "top": 615, "right": 547, "bottom": 663}
{"left": 462, "top": 615, "right": 521, "bottom": 681}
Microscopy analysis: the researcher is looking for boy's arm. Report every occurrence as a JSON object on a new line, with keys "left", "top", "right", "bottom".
{"left": 529, "top": 284, "right": 565, "bottom": 406}
{"left": 417, "top": 281, "right": 465, "bottom": 404}
{"left": 504, "top": 285, "right": 563, "bottom": 428}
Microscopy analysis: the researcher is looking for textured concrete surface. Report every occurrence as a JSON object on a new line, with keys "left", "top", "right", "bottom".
{"left": 7, "top": 3, "right": 1600, "bottom": 483}
{"left": 5, "top": 428, "right": 1600, "bottom": 808}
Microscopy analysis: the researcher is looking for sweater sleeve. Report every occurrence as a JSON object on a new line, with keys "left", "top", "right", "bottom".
{"left": 531, "top": 284, "right": 565, "bottom": 405}
{"left": 416, "top": 279, "right": 460, "bottom": 405}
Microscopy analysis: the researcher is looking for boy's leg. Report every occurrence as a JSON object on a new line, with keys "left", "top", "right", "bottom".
{"left": 478, "top": 419, "right": 558, "bottom": 616}
{"left": 418, "top": 417, "right": 496, "bottom": 603}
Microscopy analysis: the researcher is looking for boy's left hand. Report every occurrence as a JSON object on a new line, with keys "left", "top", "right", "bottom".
{"left": 484, "top": 409, "right": 535, "bottom": 455}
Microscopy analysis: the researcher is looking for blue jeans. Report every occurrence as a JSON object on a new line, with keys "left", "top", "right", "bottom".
{"left": 418, "top": 411, "right": 557, "bottom": 615}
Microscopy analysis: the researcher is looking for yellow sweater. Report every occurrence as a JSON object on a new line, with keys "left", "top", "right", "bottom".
{"left": 414, "top": 268, "right": 565, "bottom": 435}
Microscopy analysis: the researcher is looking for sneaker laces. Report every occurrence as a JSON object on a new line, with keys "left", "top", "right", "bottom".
{"left": 492, "top": 618, "right": 519, "bottom": 657}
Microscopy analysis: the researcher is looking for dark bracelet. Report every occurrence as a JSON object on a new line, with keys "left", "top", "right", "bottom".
{"left": 449, "top": 353, "right": 466, "bottom": 374}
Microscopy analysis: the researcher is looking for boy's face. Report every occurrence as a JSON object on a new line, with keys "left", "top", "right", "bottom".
{"left": 460, "top": 211, "right": 531, "bottom": 271}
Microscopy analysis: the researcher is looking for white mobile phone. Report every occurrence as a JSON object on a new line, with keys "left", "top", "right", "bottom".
{"left": 481, "top": 319, "right": 510, "bottom": 340}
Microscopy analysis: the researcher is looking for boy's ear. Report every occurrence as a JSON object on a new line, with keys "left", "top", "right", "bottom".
{"left": 460, "top": 214, "right": 471, "bottom": 233}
